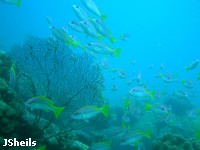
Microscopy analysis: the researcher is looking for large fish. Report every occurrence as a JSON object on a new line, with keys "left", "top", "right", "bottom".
{"left": 68, "top": 21, "right": 84, "bottom": 33}
{"left": 92, "top": 19, "right": 115, "bottom": 43}
{"left": 72, "top": 5, "right": 90, "bottom": 21}
{"left": 120, "top": 130, "right": 151, "bottom": 146}
{"left": 71, "top": 104, "right": 109, "bottom": 121}
{"left": 80, "top": 21, "right": 102, "bottom": 39}
{"left": 25, "top": 96, "right": 65, "bottom": 119}
{"left": 49, "top": 26, "right": 78, "bottom": 48}
{"left": 81, "top": 0, "right": 106, "bottom": 20}
{"left": 86, "top": 42, "right": 121, "bottom": 57}
{"left": 0, "top": 0, "right": 22, "bottom": 7}
{"left": 129, "top": 86, "right": 155, "bottom": 99}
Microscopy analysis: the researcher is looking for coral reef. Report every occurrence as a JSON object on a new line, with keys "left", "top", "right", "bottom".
{"left": 0, "top": 40, "right": 104, "bottom": 149}
{"left": 152, "top": 133, "right": 200, "bottom": 150}
{"left": 164, "top": 94, "right": 193, "bottom": 116}
{"left": 9, "top": 36, "right": 104, "bottom": 125}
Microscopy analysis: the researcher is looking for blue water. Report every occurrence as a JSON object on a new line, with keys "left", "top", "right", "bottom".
{"left": 1, "top": 0, "right": 200, "bottom": 149}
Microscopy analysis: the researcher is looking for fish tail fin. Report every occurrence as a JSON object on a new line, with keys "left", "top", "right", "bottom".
{"left": 186, "top": 66, "right": 189, "bottom": 72}
{"left": 101, "top": 14, "right": 107, "bottom": 21}
{"left": 16, "top": 0, "right": 22, "bottom": 8}
{"left": 114, "top": 48, "right": 121, "bottom": 58}
{"left": 100, "top": 104, "right": 109, "bottom": 117}
{"left": 159, "top": 73, "right": 163, "bottom": 78}
{"left": 53, "top": 106, "right": 65, "bottom": 119}
{"left": 81, "top": 45, "right": 86, "bottom": 51}
{"left": 109, "top": 36, "right": 116, "bottom": 44}
{"left": 137, "top": 129, "right": 151, "bottom": 139}
{"left": 197, "top": 73, "right": 200, "bottom": 80}
{"left": 97, "top": 35, "right": 104, "bottom": 40}
{"left": 181, "top": 80, "right": 185, "bottom": 84}
{"left": 71, "top": 41, "right": 79, "bottom": 49}
{"left": 122, "top": 121, "right": 131, "bottom": 129}
{"left": 149, "top": 91, "right": 155, "bottom": 99}
{"left": 144, "top": 129, "right": 151, "bottom": 139}
{"left": 122, "top": 121, "right": 126, "bottom": 128}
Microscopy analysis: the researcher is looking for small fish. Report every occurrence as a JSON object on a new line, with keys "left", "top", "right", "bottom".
{"left": 129, "top": 86, "right": 155, "bottom": 99}
{"left": 68, "top": 21, "right": 84, "bottom": 33}
{"left": 80, "top": 21, "right": 102, "bottom": 39}
{"left": 126, "top": 78, "right": 135, "bottom": 85}
{"left": 120, "top": 130, "right": 150, "bottom": 146}
{"left": 111, "top": 84, "right": 118, "bottom": 91}
{"left": 120, "top": 33, "right": 130, "bottom": 41}
{"left": 89, "top": 141, "right": 111, "bottom": 150}
{"left": 99, "top": 57, "right": 109, "bottom": 69}
{"left": 160, "top": 63, "right": 165, "bottom": 70}
{"left": 181, "top": 79, "right": 193, "bottom": 89}
{"left": 117, "top": 70, "right": 126, "bottom": 79}
{"left": 49, "top": 26, "right": 79, "bottom": 48}
{"left": 92, "top": 19, "right": 115, "bottom": 43}
{"left": 130, "top": 59, "right": 136, "bottom": 66}
{"left": 46, "top": 16, "right": 52, "bottom": 24}
{"left": 71, "top": 104, "right": 109, "bottom": 121}
{"left": 149, "top": 64, "right": 154, "bottom": 70}
{"left": 81, "top": 0, "right": 106, "bottom": 20}
{"left": 136, "top": 73, "right": 142, "bottom": 83}
{"left": 86, "top": 42, "right": 121, "bottom": 57}
{"left": 186, "top": 59, "right": 199, "bottom": 72}
{"left": 0, "top": 0, "right": 22, "bottom": 7}
{"left": 159, "top": 73, "right": 178, "bottom": 83}
{"left": 109, "top": 67, "right": 118, "bottom": 73}
{"left": 25, "top": 96, "right": 65, "bottom": 119}
{"left": 110, "top": 126, "right": 127, "bottom": 139}
{"left": 9, "top": 63, "right": 16, "bottom": 89}
{"left": 72, "top": 5, "right": 90, "bottom": 21}
{"left": 174, "top": 90, "right": 188, "bottom": 99}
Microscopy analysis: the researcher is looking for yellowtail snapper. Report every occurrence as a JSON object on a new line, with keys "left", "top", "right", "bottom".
{"left": 91, "top": 19, "right": 115, "bottom": 43}
{"left": 129, "top": 86, "right": 155, "bottom": 99}
{"left": 81, "top": 0, "right": 106, "bottom": 20}
{"left": 9, "top": 63, "right": 16, "bottom": 89}
{"left": 49, "top": 26, "right": 79, "bottom": 48}
{"left": 185, "top": 59, "right": 199, "bottom": 72}
{"left": 68, "top": 21, "right": 84, "bottom": 33}
{"left": 72, "top": 5, "right": 90, "bottom": 21}
{"left": 86, "top": 42, "right": 121, "bottom": 57}
{"left": 71, "top": 104, "right": 109, "bottom": 121}
{"left": 25, "top": 96, "right": 65, "bottom": 119}
{"left": 0, "top": 0, "right": 22, "bottom": 8}
{"left": 80, "top": 21, "right": 103, "bottom": 39}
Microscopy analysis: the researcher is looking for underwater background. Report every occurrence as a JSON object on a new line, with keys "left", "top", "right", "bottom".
{"left": 0, "top": 0, "right": 200, "bottom": 149}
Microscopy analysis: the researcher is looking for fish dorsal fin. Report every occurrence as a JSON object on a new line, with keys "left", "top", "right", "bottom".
{"left": 36, "top": 96, "right": 54, "bottom": 106}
